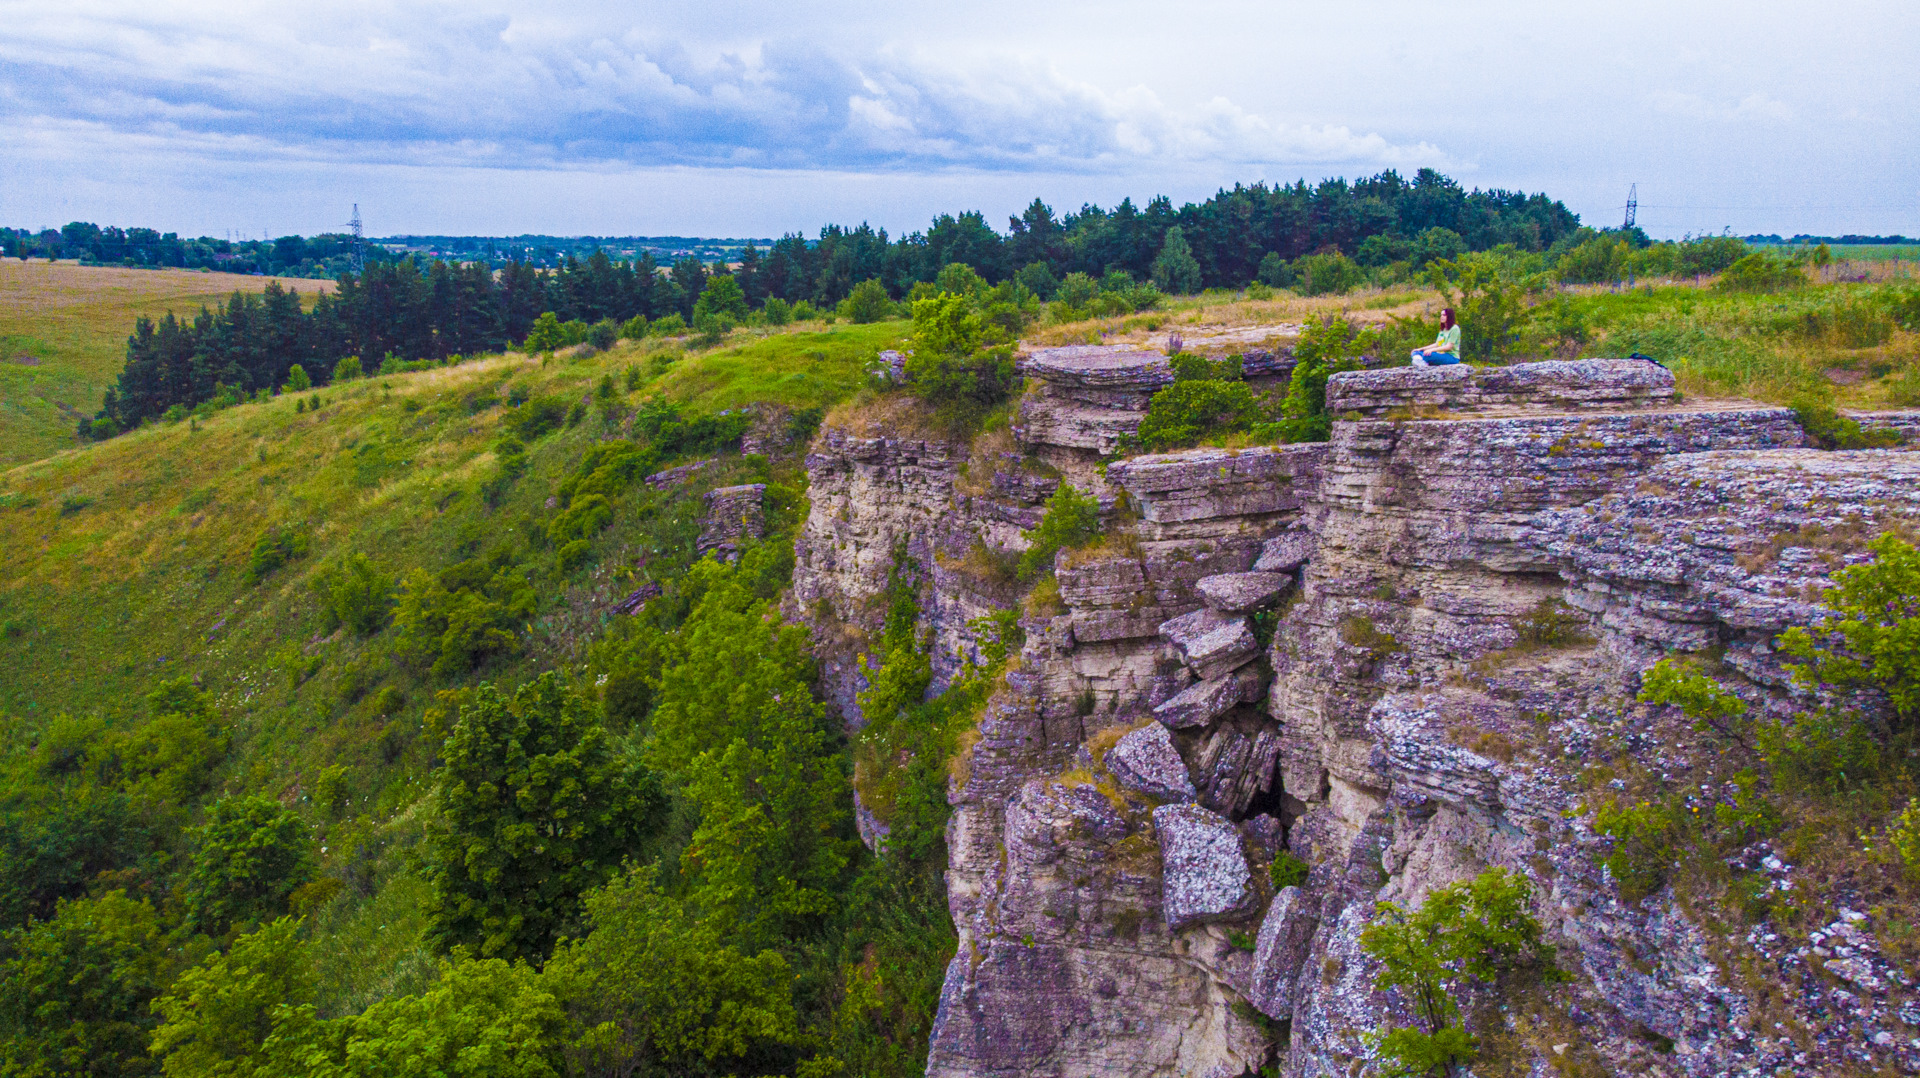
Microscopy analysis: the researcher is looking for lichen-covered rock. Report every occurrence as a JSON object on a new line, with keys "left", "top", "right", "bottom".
{"left": 1325, "top": 357, "right": 1677, "bottom": 417}
{"left": 1152, "top": 666, "right": 1266, "bottom": 728}
{"left": 1253, "top": 530, "right": 1317, "bottom": 573}
{"left": 1196, "top": 571, "right": 1293, "bottom": 613}
{"left": 696, "top": 483, "right": 765, "bottom": 562}
{"left": 1106, "top": 723, "right": 1195, "bottom": 802}
{"left": 1161, "top": 608, "right": 1260, "bottom": 680}
{"left": 1250, "top": 886, "right": 1316, "bottom": 1019}
{"left": 1013, "top": 346, "right": 1171, "bottom": 453}
{"left": 1108, "top": 445, "right": 1326, "bottom": 538}
{"left": 1154, "top": 803, "right": 1254, "bottom": 928}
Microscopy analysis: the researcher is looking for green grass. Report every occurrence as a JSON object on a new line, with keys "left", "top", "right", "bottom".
{"left": 0, "top": 261, "right": 333, "bottom": 467}
{"left": 652, "top": 320, "right": 906, "bottom": 411}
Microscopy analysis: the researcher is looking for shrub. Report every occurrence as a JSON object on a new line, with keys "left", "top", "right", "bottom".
{"left": 1676, "top": 234, "right": 1749, "bottom": 276}
{"left": 1594, "top": 798, "right": 1678, "bottom": 902}
{"left": 1428, "top": 250, "right": 1549, "bottom": 362}
{"left": 618, "top": 314, "right": 648, "bottom": 340}
{"left": 332, "top": 355, "right": 362, "bottom": 381}
{"left": 523, "top": 311, "right": 565, "bottom": 352}
{"left": 1717, "top": 253, "right": 1805, "bottom": 293}
{"left": 1360, "top": 868, "right": 1552, "bottom": 1078}
{"left": 693, "top": 311, "right": 727, "bottom": 346}
{"left": 1269, "top": 850, "right": 1309, "bottom": 889}
{"left": 1789, "top": 398, "right": 1902, "bottom": 450}
{"left": 846, "top": 278, "right": 896, "bottom": 323}
{"left": 761, "top": 296, "right": 792, "bottom": 326}
{"left": 283, "top": 363, "right": 311, "bottom": 392}
{"left": 586, "top": 319, "right": 619, "bottom": 351}
{"left": 1057, "top": 271, "right": 1100, "bottom": 309}
{"left": 1016, "top": 261, "right": 1059, "bottom": 300}
{"left": 58, "top": 494, "right": 94, "bottom": 516}
{"left": 650, "top": 312, "right": 688, "bottom": 337}
{"left": 509, "top": 395, "right": 570, "bottom": 440}
{"left": 1275, "top": 313, "right": 1370, "bottom": 442}
{"left": 1135, "top": 377, "right": 1263, "bottom": 452}
{"left": 1779, "top": 534, "right": 1920, "bottom": 727}
{"left": 905, "top": 292, "right": 1020, "bottom": 429}
{"left": 693, "top": 274, "right": 750, "bottom": 323}
{"left": 1017, "top": 484, "right": 1100, "bottom": 581}
{"left": 1293, "top": 252, "right": 1363, "bottom": 296}
{"left": 1887, "top": 799, "right": 1920, "bottom": 881}
{"left": 312, "top": 553, "right": 395, "bottom": 637}
{"left": 246, "top": 525, "right": 309, "bottom": 583}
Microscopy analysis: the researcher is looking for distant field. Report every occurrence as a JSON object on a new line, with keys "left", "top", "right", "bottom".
{"left": 1750, "top": 243, "right": 1920, "bottom": 262}
{"left": 0, "top": 261, "right": 334, "bottom": 467}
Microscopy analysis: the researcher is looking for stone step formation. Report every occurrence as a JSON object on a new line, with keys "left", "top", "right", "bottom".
{"left": 788, "top": 345, "right": 1920, "bottom": 1078}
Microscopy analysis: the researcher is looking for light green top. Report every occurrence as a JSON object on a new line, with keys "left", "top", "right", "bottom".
{"left": 1432, "top": 325, "right": 1460, "bottom": 355}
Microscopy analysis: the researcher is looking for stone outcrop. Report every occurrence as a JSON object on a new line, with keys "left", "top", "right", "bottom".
{"left": 1014, "top": 345, "right": 1171, "bottom": 454}
{"left": 1325, "top": 357, "right": 1678, "bottom": 417}
{"left": 786, "top": 357, "right": 1920, "bottom": 1078}
{"left": 696, "top": 483, "right": 765, "bottom": 562}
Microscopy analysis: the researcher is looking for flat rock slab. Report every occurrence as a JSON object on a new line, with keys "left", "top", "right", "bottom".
{"left": 1160, "top": 608, "right": 1259, "bottom": 681}
{"left": 1195, "top": 572, "right": 1293, "bottom": 613}
{"left": 1326, "top": 358, "right": 1677, "bottom": 418}
{"left": 1253, "top": 531, "right": 1316, "bottom": 574}
{"left": 1106, "top": 723, "right": 1196, "bottom": 802}
{"left": 1013, "top": 397, "right": 1149, "bottom": 453}
{"left": 1020, "top": 345, "right": 1173, "bottom": 394}
{"left": 1154, "top": 803, "right": 1254, "bottom": 929}
{"left": 1153, "top": 667, "right": 1267, "bottom": 728}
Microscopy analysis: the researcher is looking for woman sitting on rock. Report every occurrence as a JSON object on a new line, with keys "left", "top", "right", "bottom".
{"left": 1410, "top": 308, "right": 1461, "bottom": 366}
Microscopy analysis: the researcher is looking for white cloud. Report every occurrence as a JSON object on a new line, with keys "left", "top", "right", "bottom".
{"left": 0, "top": 7, "right": 1437, "bottom": 174}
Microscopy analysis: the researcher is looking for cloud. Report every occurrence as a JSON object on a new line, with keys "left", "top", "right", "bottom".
{"left": 0, "top": 7, "right": 1439, "bottom": 174}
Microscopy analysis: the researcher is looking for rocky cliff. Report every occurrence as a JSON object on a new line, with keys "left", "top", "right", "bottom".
{"left": 791, "top": 351, "right": 1920, "bottom": 1077}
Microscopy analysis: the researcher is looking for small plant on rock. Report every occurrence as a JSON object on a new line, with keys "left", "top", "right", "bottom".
{"left": 1359, "top": 867, "right": 1554, "bottom": 1078}
{"left": 1017, "top": 484, "right": 1101, "bottom": 581}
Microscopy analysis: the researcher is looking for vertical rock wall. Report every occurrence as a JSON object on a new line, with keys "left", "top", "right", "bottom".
{"left": 790, "top": 353, "right": 1920, "bottom": 1077}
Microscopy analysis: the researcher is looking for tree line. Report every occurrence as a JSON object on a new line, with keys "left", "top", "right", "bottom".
{"left": 90, "top": 168, "right": 1582, "bottom": 437}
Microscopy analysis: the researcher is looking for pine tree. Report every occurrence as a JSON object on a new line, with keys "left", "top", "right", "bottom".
{"left": 1152, "top": 225, "right": 1203, "bottom": 295}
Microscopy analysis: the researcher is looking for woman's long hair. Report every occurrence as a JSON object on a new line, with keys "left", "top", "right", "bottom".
{"left": 1440, "top": 307, "right": 1456, "bottom": 329}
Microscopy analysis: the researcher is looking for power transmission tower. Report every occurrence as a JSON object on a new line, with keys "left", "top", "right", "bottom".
{"left": 349, "top": 204, "right": 365, "bottom": 273}
{"left": 1623, "top": 184, "right": 1637, "bottom": 230}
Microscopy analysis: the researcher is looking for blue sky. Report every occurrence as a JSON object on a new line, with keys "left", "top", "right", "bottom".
{"left": 1, "top": 0, "right": 1914, "bottom": 240}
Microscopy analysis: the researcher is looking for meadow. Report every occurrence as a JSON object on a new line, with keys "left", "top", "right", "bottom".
{"left": 0, "top": 260, "right": 335, "bottom": 466}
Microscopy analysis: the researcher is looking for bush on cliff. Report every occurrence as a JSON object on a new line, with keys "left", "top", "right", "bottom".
{"left": 1134, "top": 353, "right": 1266, "bottom": 452}
{"left": 1017, "top": 484, "right": 1101, "bottom": 581}
{"left": 903, "top": 272, "right": 1031, "bottom": 430}
{"left": 1360, "top": 867, "right": 1554, "bottom": 1077}
{"left": 1275, "top": 313, "right": 1371, "bottom": 443}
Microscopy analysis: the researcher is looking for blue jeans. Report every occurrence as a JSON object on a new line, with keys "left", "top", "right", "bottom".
{"left": 1412, "top": 349, "right": 1461, "bottom": 366}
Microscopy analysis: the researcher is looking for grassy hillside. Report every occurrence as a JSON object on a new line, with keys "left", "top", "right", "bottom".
{"left": 0, "top": 261, "right": 337, "bottom": 467}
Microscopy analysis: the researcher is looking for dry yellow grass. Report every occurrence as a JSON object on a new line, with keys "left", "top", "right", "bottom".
{"left": 0, "top": 260, "right": 335, "bottom": 466}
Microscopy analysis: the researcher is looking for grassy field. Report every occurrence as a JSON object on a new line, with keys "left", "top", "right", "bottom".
{"left": 0, "top": 261, "right": 336, "bottom": 467}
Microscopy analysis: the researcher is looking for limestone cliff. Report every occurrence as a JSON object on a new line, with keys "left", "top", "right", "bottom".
{"left": 791, "top": 351, "right": 1920, "bottom": 1077}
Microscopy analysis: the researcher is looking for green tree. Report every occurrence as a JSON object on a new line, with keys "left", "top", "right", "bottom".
{"left": 424, "top": 674, "right": 659, "bottom": 961}
{"left": 647, "top": 556, "right": 852, "bottom": 948}
{"left": 181, "top": 796, "right": 314, "bottom": 935}
{"left": 904, "top": 292, "right": 1018, "bottom": 428}
{"left": 1427, "top": 251, "right": 1548, "bottom": 362}
{"left": 331, "top": 355, "right": 361, "bottom": 382}
{"left": 1276, "top": 313, "right": 1370, "bottom": 443}
{"left": 283, "top": 364, "right": 311, "bottom": 392}
{"left": 151, "top": 917, "right": 311, "bottom": 1078}
{"left": 1359, "top": 868, "right": 1552, "bottom": 1077}
{"left": 1256, "top": 252, "right": 1292, "bottom": 288}
{"left": 1056, "top": 271, "right": 1099, "bottom": 309}
{"left": 522, "top": 312, "right": 565, "bottom": 353}
{"left": 328, "top": 957, "right": 565, "bottom": 1078}
{"left": 0, "top": 891, "right": 172, "bottom": 1078}
{"left": 1015, "top": 261, "right": 1059, "bottom": 300}
{"left": 693, "top": 275, "right": 749, "bottom": 324}
{"left": 1151, "top": 226, "right": 1203, "bottom": 295}
{"left": 845, "top": 278, "right": 894, "bottom": 324}
{"left": 546, "top": 865, "right": 800, "bottom": 1077}
{"left": 1294, "top": 252, "right": 1363, "bottom": 296}
{"left": 1017, "top": 484, "right": 1101, "bottom": 580}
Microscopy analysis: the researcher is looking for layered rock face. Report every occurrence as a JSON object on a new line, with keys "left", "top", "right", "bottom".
{"left": 790, "top": 354, "right": 1920, "bottom": 1077}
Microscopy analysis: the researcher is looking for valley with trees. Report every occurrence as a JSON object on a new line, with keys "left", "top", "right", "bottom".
{"left": 3, "top": 165, "right": 1920, "bottom": 1077}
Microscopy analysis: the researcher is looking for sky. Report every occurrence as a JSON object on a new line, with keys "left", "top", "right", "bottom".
{"left": 1, "top": 0, "right": 1914, "bottom": 241}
